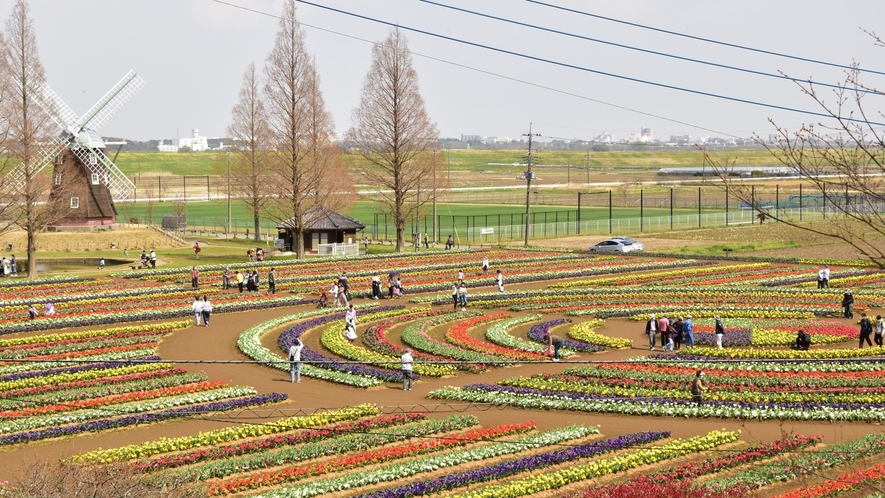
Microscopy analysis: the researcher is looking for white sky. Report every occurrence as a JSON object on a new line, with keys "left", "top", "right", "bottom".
{"left": 13, "top": 0, "right": 884, "bottom": 143}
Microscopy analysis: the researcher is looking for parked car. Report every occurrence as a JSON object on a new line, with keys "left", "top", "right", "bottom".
{"left": 610, "top": 236, "right": 644, "bottom": 251}
{"left": 588, "top": 239, "right": 639, "bottom": 254}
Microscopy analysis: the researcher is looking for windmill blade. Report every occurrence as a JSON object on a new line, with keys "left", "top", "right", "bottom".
{"left": 6, "top": 136, "right": 69, "bottom": 191}
{"left": 28, "top": 80, "right": 79, "bottom": 133}
{"left": 76, "top": 70, "right": 145, "bottom": 132}
{"left": 69, "top": 145, "right": 135, "bottom": 200}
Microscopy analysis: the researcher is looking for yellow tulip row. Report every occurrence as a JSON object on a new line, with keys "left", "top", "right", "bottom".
{"left": 451, "top": 430, "right": 741, "bottom": 498}
{"left": 687, "top": 346, "right": 885, "bottom": 360}
{"left": 0, "top": 321, "right": 191, "bottom": 348}
{"left": 0, "top": 363, "right": 172, "bottom": 392}
{"left": 70, "top": 404, "right": 380, "bottom": 464}
{"left": 568, "top": 320, "right": 632, "bottom": 349}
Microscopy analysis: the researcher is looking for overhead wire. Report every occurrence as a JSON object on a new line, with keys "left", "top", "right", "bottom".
{"left": 292, "top": 0, "right": 885, "bottom": 127}
{"left": 209, "top": 0, "right": 743, "bottom": 139}
{"left": 526, "top": 0, "right": 885, "bottom": 77}
{"left": 420, "top": 0, "right": 874, "bottom": 95}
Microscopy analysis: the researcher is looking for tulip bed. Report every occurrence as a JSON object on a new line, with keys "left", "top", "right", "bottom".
{"left": 0, "top": 321, "right": 286, "bottom": 446}
{"left": 429, "top": 356, "right": 885, "bottom": 420}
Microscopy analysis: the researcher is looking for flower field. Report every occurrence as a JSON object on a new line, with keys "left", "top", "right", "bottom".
{"left": 0, "top": 321, "right": 286, "bottom": 447}
{"left": 2, "top": 249, "right": 884, "bottom": 496}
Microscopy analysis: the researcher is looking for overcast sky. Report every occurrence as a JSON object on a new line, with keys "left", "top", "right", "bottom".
{"left": 14, "top": 0, "right": 884, "bottom": 143}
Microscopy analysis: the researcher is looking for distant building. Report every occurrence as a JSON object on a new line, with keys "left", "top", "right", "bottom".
{"left": 460, "top": 134, "right": 481, "bottom": 143}
{"left": 179, "top": 129, "right": 209, "bottom": 151}
{"left": 641, "top": 127, "right": 652, "bottom": 141}
{"left": 669, "top": 134, "right": 692, "bottom": 145}
{"left": 591, "top": 132, "right": 613, "bottom": 143}
{"left": 157, "top": 139, "right": 178, "bottom": 152}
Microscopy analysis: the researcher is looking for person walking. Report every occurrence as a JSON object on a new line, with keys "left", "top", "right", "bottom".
{"left": 658, "top": 315, "right": 670, "bottom": 350}
{"left": 645, "top": 314, "right": 657, "bottom": 351}
{"left": 191, "top": 296, "right": 203, "bottom": 326}
{"left": 401, "top": 348, "right": 413, "bottom": 390}
{"left": 10, "top": 255, "right": 16, "bottom": 276}
{"left": 191, "top": 267, "right": 199, "bottom": 289}
{"left": 339, "top": 272, "right": 350, "bottom": 301}
{"left": 683, "top": 315, "right": 695, "bottom": 348}
{"left": 545, "top": 333, "right": 565, "bottom": 361}
{"left": 395, "top": 277, "right": 404, "bottom": 298}
{"left": 495, "top": 269, "right": 504, "bottom": 293}
{"left": 193, "top": 242, "right": 201, "bottom": 260}
{"left": 663, "top": 318, "right": 676, "bottom": 352}
{"left": 201, "top": 296, "right": 212, "bottom": 326}
{"left": 445, "top": 235, "right": 454, "bottom": 250}
{"left": 387, "top": 274, "right": 397, "bottom": 299}
{"left": 222, "top": 266, "right": 231, "bottom": 290}
{"left": 714, "top": 316, "right": 725, "bottom": 349}
{"left": 251, "top": 270, "right": 261, "bottom": 293}
{"left": 330, "top": 281, "right": 340, "bottom": 306}
{"left": 482, "top": 256, "right": 490, "bottom": 275}
{"left": 673, "top": 316, "right": 684, "bottom": 350}
{"left": 236, "top": 271, "right": 245, "bottom": 293}
{"left": 150, "top": 250, "right": 157, "bottom": 269}
{"left": 876, "top": 315, "right": 885, "bottom": 347}
{"left": 860, "top": 312, "right": 874, "bottom": 348}
{"left": 457, "top": 269, "right": 465, "bottom": 285}
{"left": 27, "top": 304, "right": 37, "bottom": 320}
{"left": 691, "top": 371, "right": 707, "bottom": 405}
{"left": 336, "top": 280, "right": 348, "bottom": 307}
{"left": 842, "top": 290, "right": 855, "bottom": 319}
{"left": 458, "top": 282, "right": 467, "bottom": 311}
{"left": 423, "top": 233, "right": 429, "bottom": 249}
{"left": 288, "top": 338, "right": 304, "bottom": 383}
{"left": 141, "top": 250, "right": 149, "bottom": 267}
{"left": 371, "top": 275, "right": 381, "bottom": 300}
{"left": 268, "top": 268, "right": 276, "bottom": 294}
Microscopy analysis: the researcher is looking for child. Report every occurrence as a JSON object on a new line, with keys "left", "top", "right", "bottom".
{"left": 27, "top": 305, "right": 37, "bottom": 320}
{"left": 317, "top": 292, "right": 328, "bottom": 309}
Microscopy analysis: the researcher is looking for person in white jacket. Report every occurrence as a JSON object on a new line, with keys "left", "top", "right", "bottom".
{"left": 288, "top": 338, "right": 304, "bottom": 383}
{"left": 191, "top": 296, "right": 202, "bottom": 326}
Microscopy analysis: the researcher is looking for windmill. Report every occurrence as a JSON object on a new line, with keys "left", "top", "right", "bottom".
{"left": 13, "top": 70, "right": 145, "bottom": 227}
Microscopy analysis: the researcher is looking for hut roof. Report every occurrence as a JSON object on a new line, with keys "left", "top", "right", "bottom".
{"left": 277, "top": 206, "right": 365, "bottom": 231}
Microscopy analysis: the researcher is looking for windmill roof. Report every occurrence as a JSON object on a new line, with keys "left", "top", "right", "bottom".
{"left": 75, "top": 128, "right": 106, "bottom": 149}
{"left": 277, "top": 206, "right": 365, "bottom": 231}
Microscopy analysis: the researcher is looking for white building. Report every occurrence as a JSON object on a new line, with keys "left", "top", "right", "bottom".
{"left": 179, "top": 129, "right": 209, "bottom": 151}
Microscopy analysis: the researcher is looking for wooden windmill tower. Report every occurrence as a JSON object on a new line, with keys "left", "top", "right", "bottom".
{"left": 17, "top": 70, "right": 144, "bottom": 228}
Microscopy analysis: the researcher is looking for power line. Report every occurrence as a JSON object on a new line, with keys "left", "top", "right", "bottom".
{"left": 526, "top": 0, "right": 885, "bottom": 77}
{"left": 420, "top": 0, "right": 873, "bottom": 95}
{"left": 208, "top": 0, "right": 744, "bottom": 138}
{"left": 292, "top": 0, "right": 885, "bottom": 127}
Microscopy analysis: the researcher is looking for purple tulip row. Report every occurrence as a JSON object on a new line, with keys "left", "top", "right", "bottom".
{"left": 527, "top": 318, "right": 605, "bottom": 352}
{"left": 0, "top": 392, "right": 287, "bottom": 446}
{"left": 461, "top": 383, "right": 885, "bottom": 411}
{"left": 355, "top": 430, "right": 670, "bottom": 498}
{"left": 277, "top": 306, "right": 414, "bottom": 382}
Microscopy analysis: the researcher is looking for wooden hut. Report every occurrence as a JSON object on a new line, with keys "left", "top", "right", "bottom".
{"left": 276, "top": 206, "right": 366, "bottom": 254}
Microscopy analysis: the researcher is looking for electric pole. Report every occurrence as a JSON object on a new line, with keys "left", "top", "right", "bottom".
{"left": 523, "top": 123, "right": 540, "bottom": 246}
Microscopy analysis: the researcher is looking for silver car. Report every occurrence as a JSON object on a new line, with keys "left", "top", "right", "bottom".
{"left": 588, "top": 239, "right": 637, "bottom": 254}
{"left": 610, "top": 236, "right": 644, "bottom": 251}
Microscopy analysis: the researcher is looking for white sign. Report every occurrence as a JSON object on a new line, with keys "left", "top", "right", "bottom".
{"left": 480, "top": 228, "right": 494, "bottom": 235}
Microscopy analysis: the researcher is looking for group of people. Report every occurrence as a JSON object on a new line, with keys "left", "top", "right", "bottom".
{"left": 246, "top": 248, "right": 265, "bottom": 262}
{"left": 1, "top": 255, "right": 17, "bottom": 277}
{"left": 191, "top": 296, "right": 212, "bottom": 326}
{"left": 220, "top": 266, "right": 274, "bottom": 294}
{"left": 645, "top": 314, "right": 699, "bottom": 351}
{"left": 139, "top": 250, "right": 157, "bottom": 269}
{"left": 857, "top": 312, "right": 885, "bottom": 348}
{"left": 27, "top": 302, "right": 54, "bottom": 320}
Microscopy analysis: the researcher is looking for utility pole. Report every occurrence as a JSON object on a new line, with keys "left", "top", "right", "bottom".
{"left": 226, "top": 151, "right": 232, "bottom": 234}
{"left": 523, "top": 123, "right": 540, "bottom": 246}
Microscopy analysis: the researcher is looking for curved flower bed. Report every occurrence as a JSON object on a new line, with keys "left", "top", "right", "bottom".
{"left": 319, "top": 307, "right": 456, "bottom": 376}
{"left": 208, "top": 417, "right": 528, "bottom": 494}
{"left": 485, "top": 314, "right": 576, "bottom": 357}
{"left": 400, "top": 311, "right": 504, "bottom": 370}
{"left": 72, "top": 404, "right": 380, "bottom": 464}
{"left": 563, "top": 319, "right": 628, "bottom": 349}
{"left": 448, "top": 430, "right": 741, "bottom": 498}
{"left": 247, "top": 424, "right": 598, "bottom": 498}
{"left": 446, "top": 314, "right": 547, "bottom": 361}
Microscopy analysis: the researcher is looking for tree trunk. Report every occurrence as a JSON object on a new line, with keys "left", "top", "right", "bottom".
{"left": 26, "top": 228, "right": 37, "bottom": 279}
{"left": 253, "top": 209, "right": 260, "bottom": 242}
{"left": 294, "top": 230, "right": 304, "bottom": 259}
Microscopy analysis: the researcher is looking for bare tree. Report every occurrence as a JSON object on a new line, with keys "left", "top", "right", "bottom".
{"left": 262, "top": 0, "right": 351, "bottom": 258}
{"left": 713, "top": 31, "right": 885, "bottom": 267}
{"left": 0, "top": 0, "right": 58, "bottom": 278}
{"left": 346, "top": 28, "right": 439, "bottom": 252}
{"left": 227, "top": 62, "right": 272, "bottom": 242}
